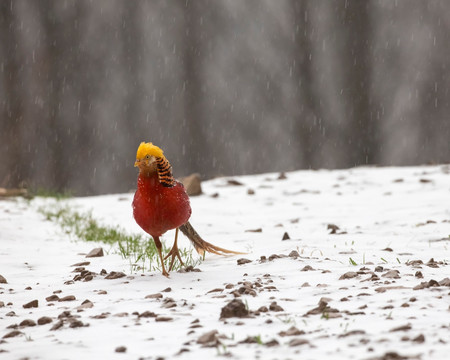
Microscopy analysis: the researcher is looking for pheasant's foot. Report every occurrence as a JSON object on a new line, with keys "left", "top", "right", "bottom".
{"left": 164, "top": 245, "right": 184, "bottom": 272}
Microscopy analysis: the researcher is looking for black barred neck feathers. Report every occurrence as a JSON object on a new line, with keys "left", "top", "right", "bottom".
{"left": 156, "top": 157, "right": 176, "bottom": 187}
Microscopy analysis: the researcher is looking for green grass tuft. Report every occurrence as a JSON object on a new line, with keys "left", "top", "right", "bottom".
{"left": 38, "top": 202, "right": 201, "bottom": 274}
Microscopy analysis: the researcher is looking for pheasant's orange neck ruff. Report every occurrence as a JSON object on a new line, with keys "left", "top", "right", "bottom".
{"left": 156, "top": 157, "right": 175, "bottom": 187}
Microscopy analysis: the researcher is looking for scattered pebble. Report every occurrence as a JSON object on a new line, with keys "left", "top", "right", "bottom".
{"left": 339, "top": 272, "right": 358, "bottom": 280}
{"left": 197, "top": 330, "right": 218, "bottom": 345}
{"left": 105, "top": 271, "right": 126, "bottom": 280}
{"left": 19, "top": 319, "right": 36, "bottom": 327}
{"left": 37, "top": 316, "right": 53, "bottom": 325}
{"left": 86, "top": 248, "right": 104, "bottom": 258}
{"left": 237, "top": 258, "right": 252, "bottom": 265}
{"left": 220, "top": 299, "right": 249, "bottom": 319}
{"left": 23, "top": 300, "right": 38, "bottom": 308}
{"left": 155, "top": 316, "right": 173, "bottom": 322}
{"left": 145, "top": 293, "right": 163, "bottom": 299}
{"left": 2, "top": 330, "right": 22, "bottom": 339}
{"left": 115, "top": 346, "right": 127, "bottom": 353}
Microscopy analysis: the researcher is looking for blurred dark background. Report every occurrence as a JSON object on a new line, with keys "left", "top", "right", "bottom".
{"left": 1, "top": 0, "right": 449, "bottom": 196}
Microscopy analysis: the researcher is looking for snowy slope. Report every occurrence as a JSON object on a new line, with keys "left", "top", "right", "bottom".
{"left": 1, "top": 165, "right": 449, "bottom": 360}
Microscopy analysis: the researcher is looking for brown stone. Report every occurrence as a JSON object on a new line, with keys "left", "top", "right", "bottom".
{"left": 23, "top": 300, "right": 38, "bottom": 308}
{"left": 339, "top": 271, "right": 358, "bottom": 280}
{"left": 3, "top": 330, "right": 23, "bottom": 339}
{"left": 37, "top": 316, "right": 53, "bottom": 325}
{"left": 115, "top": 346, "right": 127, "bottom": 353}
{"left": 180, "top": 173, "right": 202, "bottom": 196}
{"left": 289, "top": 338, "right": 309, "bottom": 347}
{"left": 279, "top": 326, "right": 305, "bottom": 337}
{"left": 19, "top": 319, "right": 36, "bottom": 327}
{"left": 59, "top": 295, "right": 76, "bottom": 302}
{"left": 0, "top": 275, "right": 7, "bottom": 284}
{"left": 197, "top": 330, "right": 218, "bottom": 344}
{"left": 46, "top": 295, "right": 60, "bottom": 302}
{"left": 269, "top": 301, "right": 284, "bottom": 312}
{"left": 220, "top": 299, "right": 248, "bottom": 319}
{"left": 86, "top": 247, "right": 104, "bottom": 258}
{"left": 105, "top": 271, "right": 126, "bottom": 280}
{"left": 237, "top": 258, "right": 252, "bottom": 265}
{"left": 155, "top": 316, "right": 173, "bottom": 322}
{"left": 145, "top": 293, "right": 163, "bottom": 299}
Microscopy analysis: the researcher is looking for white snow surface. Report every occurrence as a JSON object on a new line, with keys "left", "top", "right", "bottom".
{"left": 1, "top": 165, "right": 449, "bottom": 360}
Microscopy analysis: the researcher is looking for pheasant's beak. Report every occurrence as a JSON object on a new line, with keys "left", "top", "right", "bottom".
{"left": 134, "top": 160, "right": 140, "bottom": 167}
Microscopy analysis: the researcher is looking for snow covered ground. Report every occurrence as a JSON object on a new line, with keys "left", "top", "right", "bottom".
{"left": 1, "top": 165, "right": 449, "bottom": 360}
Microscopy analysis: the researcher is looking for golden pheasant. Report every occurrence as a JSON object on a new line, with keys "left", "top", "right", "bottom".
{"left": 132, "top": 142, "right": 241, "bottom": 276}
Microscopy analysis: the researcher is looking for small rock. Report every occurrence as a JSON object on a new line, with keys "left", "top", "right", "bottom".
{"left": 390, "top": 324, "right": 412, "bottom": 332}
{"left": 327, "top": 224, "right": 340, "bottom": 234}
{"left": 278, "top": 172, "right": 287, "bottom": 180}
{"left": 282, "top": 232, "right": 290, "bottom": 241}
{"left": 59, "top": 295, "right": 76, "bottom": 302}
{"left": 71, "top": 261, "right": 90, "bottom": 267}
{"left": 0, "top": 301, "right": 4, "bottom": 308}
{"left": 415, "top": 271, "right": 423, "bottom": 278}
{"left": 220, "top": 299, "right": 249, "bottom": 319}
{"left": 301, "top": 265, "right": 314, "bottom": 271}
{"left": 237, "top": 258, "right": 252, "bottom": 265}
{"left": 279, "top": 326, "right": 305, "bottom": 337}
{"left": 258, "top": 306, "right": 268, "bottom": 313}
{"left": 115, "top": 346, "right": 127, "bottom": 353}
{"left": 46, "top": 294, "right": 59, "bottom": 302}
{"left": 77, "top": 300, "right": 94, "bottom": 309}
{"left": 23, "top": 300, "right": 38, "bottom": 308}
{"left": 247, "top": 189, "right": 255, "bottom": 195}
{"left": 374, "top": 266, "right": 384, "bottom": 272}
{"left": 69, "top": 320, "right": 85, "bottom": 328}
{"left": 382, "top": 270, "right": 400, "bottom": 279}
{"left": 19, "top": 319, "right": 36, "bottom": 327}
{"left": 269, "top": 301, "right": 284, "bottom": 312}
{"left": 265, "top": 339, "right": 279, "bottom": 347}
{"left": 339, "top": 272, "right": 358, "bottom": 280}
{"left": 245, "top": 228, "right": 262, "bottom": 233}
{"left": 227, "top": 179, "right": 243, "bottom": 186}
{"left": 180, "top": 173, "right": 202, "bottom": 196}
{"left": 86, "top": 248, "right": 104, "bottom": 258}
{"left": 0, "top": 275, "right": 8, "bottom": 284}
{"left": 207, "top": 288, "right": 224, "bottom": 294}
{"left": 197, "top": 330, "right": 218, "bottom": 344}
{"left": 50, "top": 320, "right": 64, "bottom": 331}
{"left": 37, "top": 316, "right": 53, "bottom": 325}
{"left": 105, "top": 271, "right": 126, "bottom": 280}
{"left": 288, "top": 250, "right": 299, "bottom": 258}
{"left": 161, "top": 298, "right": 177, "bottom": 308}
{"left": 155, "top": 316, "right": 173, "bottom": 322}
{"left": 3, "top": 330, "right": 23, "bottom": 338}
{"left": 289, "top": 338, "right": 309, "bottom": 347}
{"left": 138, "top": 311, "right": 156, "bottom": 318}
{"left": 412, "top": 334, "right": 425, "bottom": 343}
{"left": 161, "top": 287, "right": 172, "bottom": 293}
{"left": 145, "top": 293, "right": 163, "bottom": 299}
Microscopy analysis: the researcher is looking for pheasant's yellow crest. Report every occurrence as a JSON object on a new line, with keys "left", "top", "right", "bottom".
{"left": 136, "top": 142, "right": 164, "bottom": 160}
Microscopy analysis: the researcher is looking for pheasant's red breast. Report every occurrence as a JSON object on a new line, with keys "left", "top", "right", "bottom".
{"left": 132, "top": 173, "right": 191, "bottom": 237}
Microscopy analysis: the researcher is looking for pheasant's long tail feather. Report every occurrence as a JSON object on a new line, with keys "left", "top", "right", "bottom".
{"left": 179, "top": 221, "right": 245, "bottom": 256}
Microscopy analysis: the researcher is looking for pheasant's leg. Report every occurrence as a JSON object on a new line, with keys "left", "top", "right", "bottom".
{"left": 154, "top": 236, "right": 169, "bottom": 277}
{"left": 164, "top": 228, "right": 184, "bottom": 271}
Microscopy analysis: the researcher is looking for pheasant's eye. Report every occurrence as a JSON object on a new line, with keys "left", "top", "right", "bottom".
{"left": 145, "top": 155, "right": 151, "bottom": 160}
